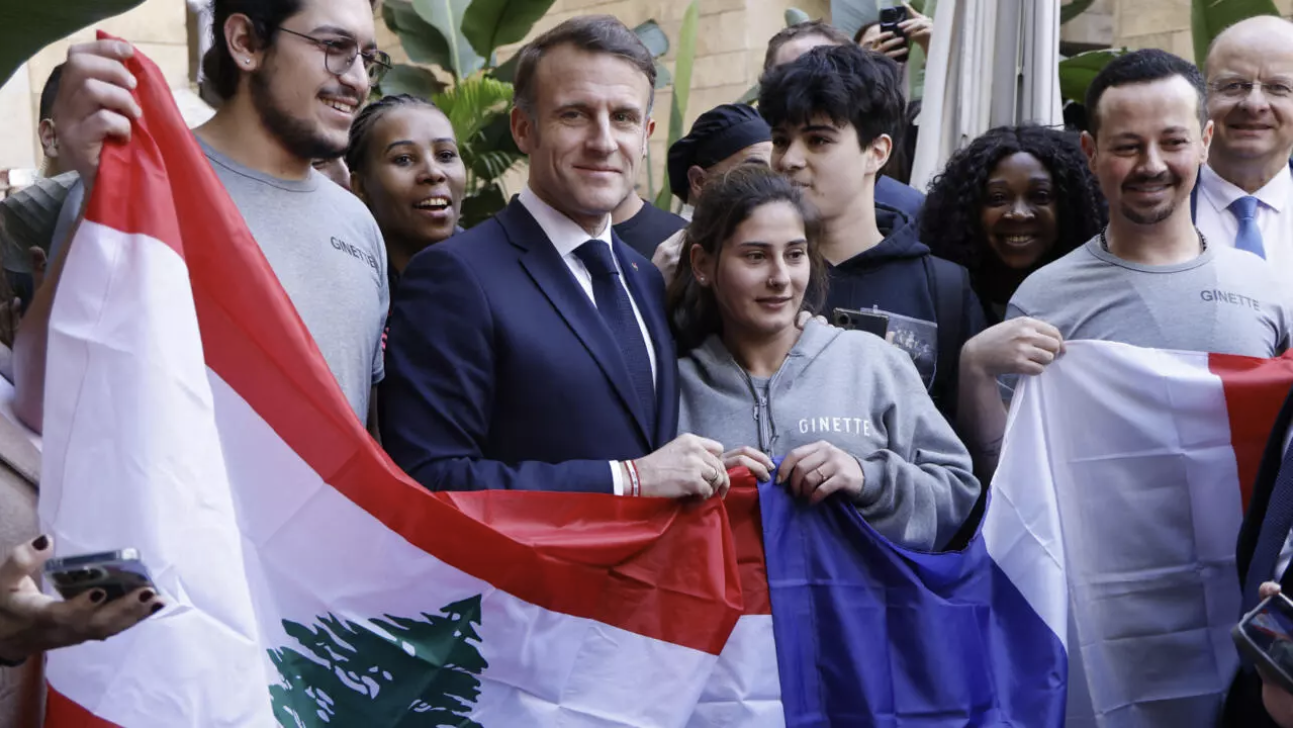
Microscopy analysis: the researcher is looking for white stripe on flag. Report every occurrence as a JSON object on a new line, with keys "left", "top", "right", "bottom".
{"left": 687, "top": 613, "right": 783, "bottom": 727}
{"left": 995, "top": 341, "right": 1247, "bottom": 728}
{"left": 41, "top": 221, "right": 274, "bottom": 727}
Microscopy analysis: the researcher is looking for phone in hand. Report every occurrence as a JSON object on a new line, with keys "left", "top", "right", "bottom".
{"left": 878, "top": 5, "right": 910, "bottom": 63}
{"left": 1233, "top": 592, "right": 1293, "bottom": 693}
{"left": 832, "top": 308, "right": 890, "bottom": 339}
{"left": 44, "top": 549, "right": 157, "bottom": 603}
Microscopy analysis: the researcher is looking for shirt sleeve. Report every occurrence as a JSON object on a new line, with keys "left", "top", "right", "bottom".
{"left": 371, "top": 224, "right": 390, "bottom": 385}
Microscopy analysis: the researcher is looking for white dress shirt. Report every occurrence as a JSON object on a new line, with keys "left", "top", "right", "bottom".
{"left": 517, "top": 186, "right": 658, "bottom": 496}
{"left": 1196, "top": 163, "right": 1293, "bottom": 303}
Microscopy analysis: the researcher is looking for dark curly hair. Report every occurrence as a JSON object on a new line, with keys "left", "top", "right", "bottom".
{"left": 667, "top": 165, "right": 826, "bottom": 354}
{"left": 919, "top": 125, "right": 1106, "bottom": 308}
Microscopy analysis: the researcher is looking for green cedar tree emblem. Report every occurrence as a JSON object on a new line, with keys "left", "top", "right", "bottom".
{"left": 268, "top": 594, "right": 488, "bottom": 727}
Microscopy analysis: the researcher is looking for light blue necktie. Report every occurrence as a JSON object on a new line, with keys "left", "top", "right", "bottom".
{"left": 1227, "top": 196, "right": 1267, "bottom": 260}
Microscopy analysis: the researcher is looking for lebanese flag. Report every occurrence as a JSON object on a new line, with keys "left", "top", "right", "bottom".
{"left": 991, "top": 340, "right": 1291, "bottom": 728}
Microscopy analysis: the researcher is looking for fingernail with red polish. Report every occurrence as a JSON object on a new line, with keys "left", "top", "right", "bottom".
{"left": 89, "top": 590, "right": 105, "bottom": 604}
{"left": 138, "top": 590, "right": 154, "bottom": 603}
{"left": 32, "top": 535, "right": 49, "bottom": 551}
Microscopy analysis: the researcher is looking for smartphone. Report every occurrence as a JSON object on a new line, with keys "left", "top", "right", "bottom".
{"left": 832, "top": 307, "right": 890, "bottom": 339}
{"left": 44, "top": 549, "right": 157, "bottom": 603}
{"left": 878, "top": 6, "right": 910, "bottom": 63}
{"left": 1233, "top": 593, "right": 1293, "bottom": 693}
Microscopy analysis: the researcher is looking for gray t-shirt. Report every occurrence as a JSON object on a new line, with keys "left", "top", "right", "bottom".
{"left": 52, "top": 140, "right": 388, "bottom": 420}
{"left": 1007, "top": 236, "right": 1290, "bottom": 359}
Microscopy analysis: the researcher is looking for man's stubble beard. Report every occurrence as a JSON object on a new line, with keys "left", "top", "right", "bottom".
{"left": 250, "top": 63, "right": 347, "bottom": 162}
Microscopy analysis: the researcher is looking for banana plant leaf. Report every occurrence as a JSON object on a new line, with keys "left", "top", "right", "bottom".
{"left": 1058, "top": 49, "right": 1125, "bottom": 104}
{"left": 1060, "top": 0, "right": 1097, "bottom": 25}
{"left": 633, "top": 19, "right": 670, "bottom": 58}
{"left": 655, "top": 1, "right": 698, "bottom": 210}
{"left": 377, "top": 63, "right": 444, "bottom": 100}
{"left": 383, "top": 0, "right": 455, "bottom": 70}
{"left": 411, "top": 0, "right": 485, "bottom": 81}
{"left": 1190, "top": 0, "right": 1280, "bottom": 68}
{"left": 0, "top": 0, "right": 146, "bottom": 87}
{"left": 461, "top": 0, "right": 558, "bottom": 60}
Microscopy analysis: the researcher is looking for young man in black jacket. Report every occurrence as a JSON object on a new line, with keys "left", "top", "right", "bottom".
{"left": 759, "top": 44, "right": 983, "bottom": 422}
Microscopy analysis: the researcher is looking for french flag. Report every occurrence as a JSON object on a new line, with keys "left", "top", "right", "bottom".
{"left": 38, "top": 38, "right": 1282, "bottom": 729}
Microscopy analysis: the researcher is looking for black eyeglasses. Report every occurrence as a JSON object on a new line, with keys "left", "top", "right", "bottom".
{"left": 277, "top": 27, "right": 392, "bottom": 85}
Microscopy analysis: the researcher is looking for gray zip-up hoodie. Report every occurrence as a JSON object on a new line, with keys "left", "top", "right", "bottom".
{"left": 678, "top": 321, "right": 980, "bottom": 551}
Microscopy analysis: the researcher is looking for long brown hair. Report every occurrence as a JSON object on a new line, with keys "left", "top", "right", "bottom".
{"left": 666, "top": 164, "right": 826, "bottom": 354}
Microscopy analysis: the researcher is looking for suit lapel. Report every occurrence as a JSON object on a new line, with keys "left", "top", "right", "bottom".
{"left": 499, "top": 201, "right": 652, "bottom": 446}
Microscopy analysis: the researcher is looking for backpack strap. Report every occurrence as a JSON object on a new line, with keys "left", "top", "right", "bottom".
{"left": 923, "top": 255, "right": 968, "bottom": 418}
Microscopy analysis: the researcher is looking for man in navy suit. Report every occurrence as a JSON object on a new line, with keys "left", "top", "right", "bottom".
{"left": 380, "top": 15, "right": 729, "bottom": 499}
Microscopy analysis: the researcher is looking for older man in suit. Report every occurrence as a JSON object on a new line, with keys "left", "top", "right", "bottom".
{"left": 381, "top": 16, "right": 732, "bottom": 499}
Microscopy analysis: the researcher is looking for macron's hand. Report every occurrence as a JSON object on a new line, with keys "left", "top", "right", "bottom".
{"left": 53, "top": 40, "right": 141, "bottom": 194}
{"left": 636, "top": 433, "right": 728, "bottom": 500}
{"left": 961, "top": 316, "right": 1064, "bottom": 379}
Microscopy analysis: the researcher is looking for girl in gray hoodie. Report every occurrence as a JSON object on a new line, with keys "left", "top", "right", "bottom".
{"left": 667, "top": 165, "right": 979, "bottom": 552}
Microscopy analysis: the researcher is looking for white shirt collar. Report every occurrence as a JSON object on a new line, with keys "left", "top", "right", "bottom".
{"left": 518, "top": 185, "right": 612, "bottom": 257}
{"left": 1200, "top": 162, "right": 1293, "bottom": 214}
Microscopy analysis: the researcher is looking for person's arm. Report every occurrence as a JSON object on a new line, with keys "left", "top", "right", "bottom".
{"left": 853, "top": 350, "right": 979, "bottom": 552}
{"left": 956, "top": 308, "right": 1064, "bottom": 485}
{"left": 13, "top": 40, "right": 141, "bottom": 433}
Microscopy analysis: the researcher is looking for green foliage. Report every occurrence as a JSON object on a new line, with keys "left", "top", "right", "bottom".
{"left": 461, "top": 0, "right": 559, "bottom": 59}
{"left": 1191, "top": 0, "right": 1281, "bottom": 69}
{"left": 379, "top": 0, "right": 556, "bottom": 226}
{"left": 380, "top": 64, "right": 444, "bottom": 100}
{"left": 1058, "top": 49, "right": 1125, "bottom": 104}
{"left": 0, "top": 0, "right": 146, "bottom": 87}
{"left": 269, "top": 596, "right": 488, "bottom": 727}
{"left": 1060, "top": 0, "right": 1098, "bottom": 25}
{"left": 433, "top": 74, "right": 522, "bottom": 202}
{"left": 633, "top": 19, "right": 674, "bottom": 89}
{"left": 784, "top": 7, "right": 811, "bottom": 26}
{"left": 409, "top": 0, "right": 486, "bottom": 80}
{"left": 655, "top": 2, "right": 699, "bottom": 211}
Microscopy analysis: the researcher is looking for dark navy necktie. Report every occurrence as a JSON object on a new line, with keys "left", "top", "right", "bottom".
{"left": 574, "top": 240, "right": 656, "bottom": 434}
{"left": 1245, "top": 441, "right": 1292, "bottom": 610}
{"left": 1228, "top": 196, "right": 1267, "bottom": 260}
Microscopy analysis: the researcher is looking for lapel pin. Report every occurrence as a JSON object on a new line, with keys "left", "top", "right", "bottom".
{"left": 631, "top": 263, "right": 639, "bottom": 272}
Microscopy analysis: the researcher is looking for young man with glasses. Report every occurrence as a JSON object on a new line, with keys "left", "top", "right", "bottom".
{"left": 1197, "top": 15, "right": 1294, "bottom": 302}
{"left": 16, "top": 0, "right": 393, "bottom": 434}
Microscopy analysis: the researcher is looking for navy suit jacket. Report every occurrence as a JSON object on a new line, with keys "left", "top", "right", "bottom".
{"left": 380, "top": 198, "right": 679, "bottom": 493}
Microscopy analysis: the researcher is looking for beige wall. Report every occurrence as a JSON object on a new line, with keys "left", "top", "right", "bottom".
{"left": 0, "top": 0, "right": 191, "bottom": 174}
{"left": 1111, "top": 0, "right": 1293, "bottom": 56}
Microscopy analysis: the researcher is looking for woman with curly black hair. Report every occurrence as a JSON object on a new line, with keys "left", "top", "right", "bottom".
{"left": 919, "top": 125, "right": 1106, "bottom": 323}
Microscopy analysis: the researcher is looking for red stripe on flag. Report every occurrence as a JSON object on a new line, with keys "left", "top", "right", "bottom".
{"left": 723, "top": 473, "right": 772, "bottom": 616}
{"left": 1209, "top": 350, "right": 1293, "bottom": 510}
{"left": 83, "top": 38, "right": 744, "bottom": 655}
{"left": 45, "top": 684, "right": 119, "bottom": 728}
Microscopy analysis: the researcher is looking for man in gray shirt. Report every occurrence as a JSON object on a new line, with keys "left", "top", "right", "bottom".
{"left": 15, "top": 0, "right": 389, "bottom": 431}
{"left": 957, "top": 49, "right": 1291, "bottom": 480}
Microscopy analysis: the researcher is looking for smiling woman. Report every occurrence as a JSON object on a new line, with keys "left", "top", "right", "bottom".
{"left": 347, "top": 94, "right": 468, "bottom": 280}
{"left": 920, "top": 125, "right": 1107, "bottom": 322}
{"left": 671, "top": 164, "right": 981, "bottom": 553}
